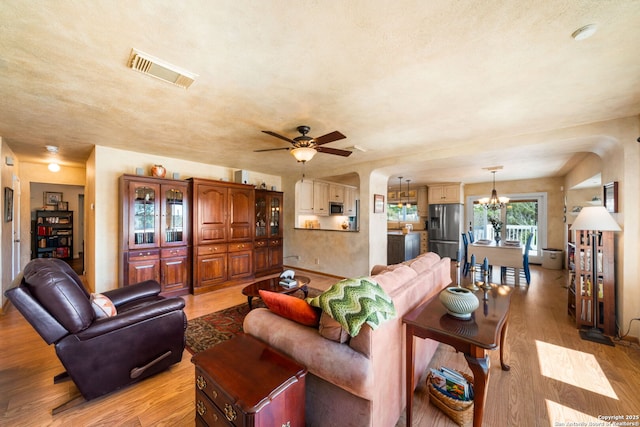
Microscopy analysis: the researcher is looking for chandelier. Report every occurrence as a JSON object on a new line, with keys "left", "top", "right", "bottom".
{"left": 479, "top": 169, "right": 509, "bottom": 210}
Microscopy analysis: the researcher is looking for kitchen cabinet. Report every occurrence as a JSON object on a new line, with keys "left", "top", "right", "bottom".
{"left": 119, "top": 175, "right": 190, "bottom": 297}
{"left": 428, "top": 183, "right": 462, "bottom": 204}
{"left": 344, "top": 186, "right": 358, "bottom": 216}
{"left": 388, "top": 232, "right": 420, "bottom": 264}
{"left": 296, "top": 180, "right": 314, "bottom": 214}
{"left": 313, "top": 181, "right": 329, "bottom": 216}
{"left": 329, "top": 184, "right": 345, "bottom": 204}
{"left": 417, "top": 186, "right": 428, "bottom": 216}
{"left": 190, "top": 178, "right": 254, "bottom": 294}
{"left": 255, "top": 190, "right": 283, "bottom": 276}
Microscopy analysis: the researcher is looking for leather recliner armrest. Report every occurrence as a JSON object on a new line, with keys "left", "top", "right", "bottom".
{"left": 75, "top": 298, "right": 186, "bottom": 340}
{"left": 103, "top": 280, "right": 162, "bottom": 307}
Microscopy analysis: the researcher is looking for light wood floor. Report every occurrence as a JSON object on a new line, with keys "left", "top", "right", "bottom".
{"left": 1, "top": 266, "right": 639, "bottom": 426}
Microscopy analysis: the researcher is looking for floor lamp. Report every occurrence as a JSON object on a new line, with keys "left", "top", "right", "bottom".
{"left": 570, "top": 206, "right": 621, "bottom": 346}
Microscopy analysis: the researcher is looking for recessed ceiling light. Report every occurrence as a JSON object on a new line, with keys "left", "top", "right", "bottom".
{"left": 572, "top": 24, "right": 597, "bottom": 41}
{"left": 45, "top": 145, "right": 59, "bottom": 153}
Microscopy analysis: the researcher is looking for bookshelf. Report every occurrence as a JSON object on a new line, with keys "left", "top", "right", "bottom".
{"left": 34, "top": 210, "right": 73, "bottom": 259}
{"left": 572, "top": 229, "right": 615, "bottom": 336}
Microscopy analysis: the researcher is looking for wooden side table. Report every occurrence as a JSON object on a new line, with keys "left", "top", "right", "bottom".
{"left": 191, "top": 333, "right": 307, "bottom": 427}
{"left": 403, "top": 286, "right": 511, "bottom": 427}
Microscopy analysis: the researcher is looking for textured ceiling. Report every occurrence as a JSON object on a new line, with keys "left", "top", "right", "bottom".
{"left": 1, "top": 1, "right": 639, "bottom": 186}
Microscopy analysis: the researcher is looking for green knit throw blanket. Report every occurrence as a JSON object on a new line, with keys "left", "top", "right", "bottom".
{"left": 307, "top": 277, "right": 396, "bottom": 336}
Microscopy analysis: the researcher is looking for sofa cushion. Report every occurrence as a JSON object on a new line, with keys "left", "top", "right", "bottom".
{"left": 372, "top": 265, "right": 417, "bottom": 296}
{"left": 307, "top": 277, "right": 396, "bottom": 337}
{"left": 91, "top": 293, "right": 117, "bottom": 318}
{"left": 259, "top": 290, "right": 321, "bottom": 327}
{"left": 318, "top": 312, "right": 350, "bottom": 343}
{"left": 244, "top": 308, "right": 375, "bottom": 401}
{"left": 407, "top": 252, "right": 441, "bottom": 274}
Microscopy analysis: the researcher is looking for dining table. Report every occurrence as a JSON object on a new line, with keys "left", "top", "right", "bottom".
{"left": 468, "top": 240, "right": 523, "bottom": 286}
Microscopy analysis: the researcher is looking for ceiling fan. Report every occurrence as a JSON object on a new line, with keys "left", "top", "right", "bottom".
{"left": 255, "top": 125, "right": 351, "bottom": 162}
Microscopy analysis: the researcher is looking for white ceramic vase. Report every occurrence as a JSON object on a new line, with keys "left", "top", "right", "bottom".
{"left": 438, "top": 287, "right": 479, "bottom": 320}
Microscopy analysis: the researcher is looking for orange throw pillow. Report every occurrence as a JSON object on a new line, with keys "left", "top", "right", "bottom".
{"left": 258, "top": 290, "right": 321, "bottom": 327}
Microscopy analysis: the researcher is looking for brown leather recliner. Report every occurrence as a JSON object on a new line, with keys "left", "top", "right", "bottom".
{"left": 5, "top": 258, "right": 187, "bottom": 413}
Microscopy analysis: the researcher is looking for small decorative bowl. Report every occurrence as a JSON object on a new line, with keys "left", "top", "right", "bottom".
{"left": 439, "top": 287, "right": 479, "bottom": 320}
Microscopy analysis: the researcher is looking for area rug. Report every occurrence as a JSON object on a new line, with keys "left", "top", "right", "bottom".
{"left": 186, "top": 287, "right": 323, "bottom": 354}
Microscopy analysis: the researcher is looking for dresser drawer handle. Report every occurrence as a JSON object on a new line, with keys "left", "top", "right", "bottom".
{"left": 224, "top": 404, "right": 237, "bottom": 422}
{"left": 196, "top": 375, "right": 206, "bottom": 390}
{"left": 196, "top": 400, "right": 206, "bottom": 416}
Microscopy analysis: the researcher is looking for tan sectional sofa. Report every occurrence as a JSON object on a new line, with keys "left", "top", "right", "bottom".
{"left": 243, "top": 252, "right": 452, "bottom": 427}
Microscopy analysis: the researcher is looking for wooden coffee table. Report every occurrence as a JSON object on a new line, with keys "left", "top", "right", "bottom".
{"left": 242, "top": 275, "right": 310, "bottom": 309}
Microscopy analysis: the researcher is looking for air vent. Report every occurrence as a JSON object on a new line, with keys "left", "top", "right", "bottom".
{"left": 127, "top": 49, "right": 197, "bottom": 89}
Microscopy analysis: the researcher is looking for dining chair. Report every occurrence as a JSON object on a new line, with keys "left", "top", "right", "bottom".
{"left": 468, "top": 230, "right": 475, "bottom": 243}
{"left": 501, "top": 234, "right": 534, "bottom": 285}
{"left": 461, "top": 233, "right": 470, "bottom": 276}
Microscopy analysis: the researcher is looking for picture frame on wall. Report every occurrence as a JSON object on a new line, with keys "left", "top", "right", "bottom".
{"left": 374, "top": 194, "right": 385, "bottom": 213}
{"left": 4, "top": 187, "right": 13, "bottom": 222}
{"left": 44, "top": 191, "right": 63, "bottom": 206}
{"left": 57, "top": 201, "right": 69, "bottom": 211}
{"left": 603, "top": 181, "right": 618, "bottom": 213}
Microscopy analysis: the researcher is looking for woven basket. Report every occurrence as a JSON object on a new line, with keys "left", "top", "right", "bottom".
{"left": 427, "top": 370, "right": 474, "bottom": 426}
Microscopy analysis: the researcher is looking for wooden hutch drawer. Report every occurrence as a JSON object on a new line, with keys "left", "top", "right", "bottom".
{"left": 254, "top": 240, "right": 268, "bottom": 248}
{"left": 160, "top": 247, "right": 188, "bottom": 258}
{"left": 269, "top": 239, "right": 282, "bottom": 247}
{"left": 127, "top": 249, "right": 160, "bottom": 261}
{"left": 196, "top": 244, "right": 228, "bottom": 256}
{"left": 228, "top": 242, "right": 253, "bottom": 253}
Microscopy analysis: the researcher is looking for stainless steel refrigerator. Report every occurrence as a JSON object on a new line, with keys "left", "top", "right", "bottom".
{"left": 428, "top": 204, "right": 463, "bottom": 260}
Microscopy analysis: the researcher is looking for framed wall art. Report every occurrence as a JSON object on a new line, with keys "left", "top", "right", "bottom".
{"left": 4, "top": 187, "right": 13, "bottom": 222}
{"left": 374, "top": 194, "right": 385, "bottom": 213}
{"left": 57, "top": 201, "right": 69, "bottom": 211}
{"left": 44, "top": 191, "right": 63, "bottom": 206}
{"left": 603, "top": 181, "right": 618, "bottom": 213}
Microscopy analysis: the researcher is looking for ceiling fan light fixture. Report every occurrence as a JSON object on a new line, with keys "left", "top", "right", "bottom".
{"left": 290, "top": 147, "right": 317, "bottom": 163}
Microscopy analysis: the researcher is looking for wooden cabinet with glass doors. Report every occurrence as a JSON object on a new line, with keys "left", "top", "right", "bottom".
{"left": 254, "top": 190, "right": 283, "bottom": 276}
{"left": 119, "top": 175, "right": 190, "bottom": 297}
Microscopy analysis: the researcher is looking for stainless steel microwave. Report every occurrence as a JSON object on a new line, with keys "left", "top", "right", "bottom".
{"left": 329, "top": 202, "right": 344, "bottom": 215}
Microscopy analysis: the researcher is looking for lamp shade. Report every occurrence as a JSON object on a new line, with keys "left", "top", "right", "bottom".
{"left": 571, "top": 206, "right": 621, "bottom": 231}
{"left": 290, "top": 147, "right": 316, "bottom": 162}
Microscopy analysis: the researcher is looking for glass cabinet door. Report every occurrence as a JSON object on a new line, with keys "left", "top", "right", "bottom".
{"left": 131, "top": 184, "right": 158, "bottom": 247}
{"left": 270, "top": 195, "right": 281, "bottom": 237}
{"left": 255, "top": 193, "right": 267, "bottom": 238}
{"left": 164, "top": 186, "right": 186, "bottom": 245}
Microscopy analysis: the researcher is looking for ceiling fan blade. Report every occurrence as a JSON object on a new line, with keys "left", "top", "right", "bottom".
{"left": 314, "top": 131, "right": 346, "bottom": 146}
{"left": 262, "top": 130, "right": 296, "bottom": 144}
{"left": 316, "top": 146, "right": 352, "bottom": 157}
{"left": 253, "top": 147, "right": 291, "bottom": 152}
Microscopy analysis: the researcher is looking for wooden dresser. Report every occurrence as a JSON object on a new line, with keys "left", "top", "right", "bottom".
{"left": 191, "top": 334, "right": 307, "bottom": 427}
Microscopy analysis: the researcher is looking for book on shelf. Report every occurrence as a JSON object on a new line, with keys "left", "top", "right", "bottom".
{"left": 429, "top": 367, "right": 473, "bottom": 401}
